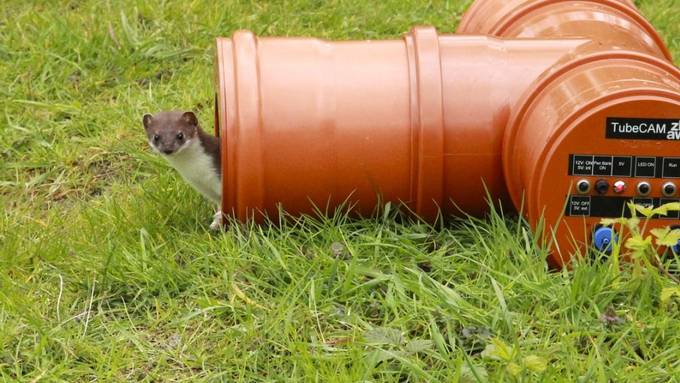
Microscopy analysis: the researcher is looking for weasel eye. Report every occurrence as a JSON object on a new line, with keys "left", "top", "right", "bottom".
{"left": 153, "top": 134, "right": 160, "bottom": 142}
{"left": 176, "top": 132, "right": 184, "bottom": 140}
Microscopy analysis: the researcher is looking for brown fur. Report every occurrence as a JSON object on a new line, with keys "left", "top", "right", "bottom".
{"left": 143, "top": 111, "right": 220, "bottom": 174}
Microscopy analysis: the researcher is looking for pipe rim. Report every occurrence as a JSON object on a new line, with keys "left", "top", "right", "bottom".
{"left": 217, "top": 30, "right": 267, "bottom": 221}
{"left": 459, "top": 0, "right": 638, "bottom": 33}
{"left": 456, "top": 0, "right": 486, "bottom": 32}
{"left": 215, "top": 37, "right": 234, "bottom": 217}
{"left": 488, "top": 0, "right": 672, "bottom": 62}
{"left": 405, "top": 26, "right": 446, "bottom": 220}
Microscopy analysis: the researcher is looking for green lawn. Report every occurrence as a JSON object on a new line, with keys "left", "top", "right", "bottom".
{"left": 1, "top": 1, "right": 679, "bottom": 381}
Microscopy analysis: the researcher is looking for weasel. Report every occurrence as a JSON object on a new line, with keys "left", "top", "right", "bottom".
{"left": 142, "top": 111, "right": 224, "bottom": 230}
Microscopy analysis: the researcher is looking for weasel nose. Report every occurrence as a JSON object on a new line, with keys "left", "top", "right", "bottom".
{"left": 163, "top": 149, "right": 174, "bottom": 155}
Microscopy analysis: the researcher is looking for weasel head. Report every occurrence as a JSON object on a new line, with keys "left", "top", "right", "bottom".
{"left": 142, "top": 111, "right": 199, "bottom": 157}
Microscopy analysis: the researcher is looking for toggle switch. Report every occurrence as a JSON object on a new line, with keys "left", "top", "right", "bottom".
{"left": 576, "top": 179, "right": 591, "bottom": 194}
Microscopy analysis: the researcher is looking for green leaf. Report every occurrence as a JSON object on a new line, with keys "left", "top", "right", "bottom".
{"left": 481, "top": 338, "right": 515, "bottom": 361}
{"left": 633, "top": 203, "right": 655, "bottom": 218}
{"left": 625, "top": 217, "right": 641, "bottom": 233}
{"left": 650, "top": 227, "right": 670, "bottom": 239}
{"left": 367, "top": 349, "right": 406, "bottom": 364}
{"left": 480, "top": 344, "right": 499, "bottom": 361}
{"left": 523, "top": 355, "right": 548, "bottom": 373}
{"left": 624, "top": 236, "right": 653, "bottom": 251}
{"left": 660, "top": 287, "right": 680, "bottom": 308}
{"left": 653, "top": 202, "right": 680, "bottom": 216}
{"left": 460, "top": 363, "right": 489, "bottom": 383}
{"left": 651, "top": 228, "right": 680, "bottom": 247}
{"left": 506, "top": 362, "right": 523, "bottom": 376}
{"left": 600, "top": 218, "right": 625, "bottom": 226}
{"left": 404, "top": 339, "right": 433, "bottom": 354}
{"left": 364, "top": 327, "right": 403, "bottom": 346}
{"left": 601, "top": 216, "right": 641, "bottom": 234}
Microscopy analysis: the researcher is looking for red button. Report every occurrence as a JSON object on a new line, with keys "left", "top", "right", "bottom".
{"left": 613, "top": 181, "right": 626, "bottom": 193}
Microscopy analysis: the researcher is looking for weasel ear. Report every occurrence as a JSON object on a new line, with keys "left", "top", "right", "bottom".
{"left": 181, "top": 111, "right": 198, "bottom": 126}
{"left": 142, "top": 114, "right": 153, "bottom": 129}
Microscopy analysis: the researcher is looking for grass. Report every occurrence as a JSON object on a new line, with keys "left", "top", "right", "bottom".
{"left": 1, "top": 0, "right": 679, "bottom": 381}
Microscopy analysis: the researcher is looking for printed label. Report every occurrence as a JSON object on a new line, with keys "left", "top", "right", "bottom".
{"left": 572, "top": 155, "right": 594, "bottom": 175}
{"left": 593, "top": 156, "right": 613, "bottom": 176}
{"left": 663, "top": 158, "right": 680, "bottom": 178}
{"left": 565, "top": 196, "right": 680, "bottom": 218}
{"left": 606, "top": 117, "right": 680, "bottom": 140}
{"left": 612, "top": 156, "right": 632, "bottom": 177}
{"left": 634, "top": 157, "right": 657, "bottom": 178}
{"left": 568, "top": 196, "right": 591, "bottom": 216}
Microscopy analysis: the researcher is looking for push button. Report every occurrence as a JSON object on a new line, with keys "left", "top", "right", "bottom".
{"left": 663, "top": 182, "right": 676, "bottom": 197}
{"left": 595, "top": 179, "right": 609, "bottom": 194}
{"left": 613, "top": 181, "right": 626, "bottom": 194}
{"left": 576, "top": 179, "right": 591, "bottom": 194}
{"left": 637, "top": 181, "right": 651, "bottom": 196}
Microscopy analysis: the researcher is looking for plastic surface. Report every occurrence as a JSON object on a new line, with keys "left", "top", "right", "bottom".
{"left": 215, "top": 28, "right": 587, "bottom": 222}
{"left": 213, "top": 0, "right": 680, "bottom": 267}
{"left": 456, "top": 0, "right": 672, "bottom": 61}
{"left": 503, "top": 51, "right": 680, "bottom": 265}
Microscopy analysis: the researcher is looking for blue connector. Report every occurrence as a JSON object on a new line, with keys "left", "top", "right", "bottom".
{"left": 671, "top": 226, "right": 680, "bottom": 255}
{"left": 593, "top": 227, "right": 617, "bottom": 255}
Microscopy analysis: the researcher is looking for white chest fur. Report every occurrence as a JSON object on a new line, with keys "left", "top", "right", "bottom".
{"left": 164, "top": 139, "right": 221, "bottom": 204}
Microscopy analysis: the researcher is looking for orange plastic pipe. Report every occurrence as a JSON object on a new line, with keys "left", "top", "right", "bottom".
{"left": 214, "top": 0, "right": 680, "bottom": 266}
{"left": 456, "top": 0, "right": 672, "bottom": 61}
{"left": 215, "top": 29, "right": 587, "bottom": 221}
{"left": 458, "top": 0, "right": 680, "bottom": 265}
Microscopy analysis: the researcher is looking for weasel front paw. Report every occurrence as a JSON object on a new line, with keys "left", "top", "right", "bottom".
{"left": 209, "top": 211, "right": 224, "bottom": 231}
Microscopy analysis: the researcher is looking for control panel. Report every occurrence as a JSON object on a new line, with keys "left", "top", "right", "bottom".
{"left": 566, "top": 154, "right": 680, "bottom": 219}
{"left": 499, "top": 51, "right": 680, "bottom": 267}
{"left": 569, "top": 155, "right": 680, "bottom": 179}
